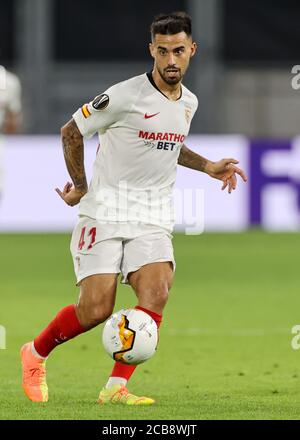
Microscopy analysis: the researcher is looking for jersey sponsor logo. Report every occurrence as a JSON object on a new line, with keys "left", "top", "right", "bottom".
{"left": 144, "top": 112, "right": 160, "bottom": 119}
{"left": 139, "top": 130, "right": 185, "bottom": 143}
{"left": 92, "top": 94, "right": 109, "bottom": 111}
{"left": 81, "top": 104, "right": 91, "bottom": 119}
{"left": 139, "top": 131, "right": 185, "bottom": 152}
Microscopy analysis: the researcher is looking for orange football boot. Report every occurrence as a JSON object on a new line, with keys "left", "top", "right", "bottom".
{"left": 20, "top": 342, "right": 48, "bottom": 402}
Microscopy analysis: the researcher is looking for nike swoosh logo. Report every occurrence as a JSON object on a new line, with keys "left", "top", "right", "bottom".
{"left": 144, "top": 112, "right": 160, "bottom": 119}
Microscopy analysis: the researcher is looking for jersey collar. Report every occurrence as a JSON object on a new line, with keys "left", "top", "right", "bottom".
{"left": 146, "top": 72, "right": 182, "bottom": 101}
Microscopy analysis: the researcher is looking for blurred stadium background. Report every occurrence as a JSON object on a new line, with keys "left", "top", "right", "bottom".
{"left": 1, "top": 0, "right": 300, "bottom": 420}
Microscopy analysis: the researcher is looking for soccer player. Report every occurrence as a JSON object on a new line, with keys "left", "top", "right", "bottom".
{"left": 0, "top": 65, "right": 21, "bottom": 134}
{"left": 21, "top": 12, "right": 247, "bottom": 405}
{"left": 0, "top": 65, "right": 22, "bottom": 201}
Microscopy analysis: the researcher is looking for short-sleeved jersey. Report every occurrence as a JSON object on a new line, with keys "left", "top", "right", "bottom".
{"left": 72, "top": 72, "right": 198, "bottom": 232}
{"left": 0, "top": 66, "right": 22, "bottom": 131}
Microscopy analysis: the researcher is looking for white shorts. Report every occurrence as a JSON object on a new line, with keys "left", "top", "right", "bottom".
{"left": 70, "top": 217, "right": 175, "bottom": 285}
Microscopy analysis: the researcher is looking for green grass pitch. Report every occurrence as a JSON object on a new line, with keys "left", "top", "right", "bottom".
{"left": 0, "top": 231, "right": 300, "bottom": 420}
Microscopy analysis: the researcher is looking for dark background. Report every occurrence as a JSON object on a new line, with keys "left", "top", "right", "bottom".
{"left": 2, "top": 0, "right": 300, "bottom": 64}
{"left": 222, "top": 0, "right": 300, "bottom": 64}
{"left": 53, "top": 0, "right": 187, "bottom": 61}
{"left": 0, "top": 0, "right": 15, "bottom": 64}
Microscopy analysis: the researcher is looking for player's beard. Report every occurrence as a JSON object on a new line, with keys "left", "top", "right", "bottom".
{"left": 158, "top": 66, "right": 183, "bottom": 85}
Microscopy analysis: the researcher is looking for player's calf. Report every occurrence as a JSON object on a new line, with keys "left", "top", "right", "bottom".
{"left": 76, "top": 300, "right": 114, "bottom": 330}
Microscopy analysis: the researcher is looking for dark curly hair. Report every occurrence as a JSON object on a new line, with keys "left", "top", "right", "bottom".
{"left": 150, "top": 11, "right": 192, "bottom": 41}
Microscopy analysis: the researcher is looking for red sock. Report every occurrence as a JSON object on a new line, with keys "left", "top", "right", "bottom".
{"left": 34, "top": 304, "right": 85, "bottom": 358}
{"left": 109, "top": 306, "right": 162, "bottom": 381}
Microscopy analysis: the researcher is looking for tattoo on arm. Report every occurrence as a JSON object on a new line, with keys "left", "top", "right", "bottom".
{"left": 178, "top": 144, "right": 210, "bottom": 172}
{"left": 61, "top": 118, "right": 88, "bottom": 191}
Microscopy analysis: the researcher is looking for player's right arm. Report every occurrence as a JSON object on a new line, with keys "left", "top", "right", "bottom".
{"left": 56, "top": 86, "right": 128, "bottom": 205}
{"left": 55, "top": 118, "right": 88, "bottom": 206}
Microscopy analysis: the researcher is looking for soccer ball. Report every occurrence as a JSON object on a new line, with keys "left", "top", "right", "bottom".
{"left": 102, "top": 308, "right": 158, "bottom": 365}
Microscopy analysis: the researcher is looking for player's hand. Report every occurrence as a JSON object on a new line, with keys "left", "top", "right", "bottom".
{"left": 55, "top": 182, "right": 87, "bottom": 206}
{"left": 206, "top": 159, "right": 247, "bottom": 194}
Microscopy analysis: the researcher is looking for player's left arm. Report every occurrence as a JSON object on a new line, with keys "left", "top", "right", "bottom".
{"left": 178, "top": 144, "right": 247, "bottom": 194}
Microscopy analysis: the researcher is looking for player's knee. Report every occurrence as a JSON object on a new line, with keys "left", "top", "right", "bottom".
{"left": 154, "top": 284, "right": 170, "bottom": 308}
{"left": 139, "top": 281, "right": 170, "bottom": 309}
{"left": 77, "top": 300, "right": 114, "bottom": 329}
{"left": 88, "top": 304, "right": 113, "bottom": 326}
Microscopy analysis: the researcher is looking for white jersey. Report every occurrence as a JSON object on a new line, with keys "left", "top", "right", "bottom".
{"left": 0, "top": 66, "right": 22, "bottom": 191}
{"left": 72, "top": 72, "right": 198, "bottom": 232}
{"left": 0, "top": 66, "right": 22, "bottom": 131}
